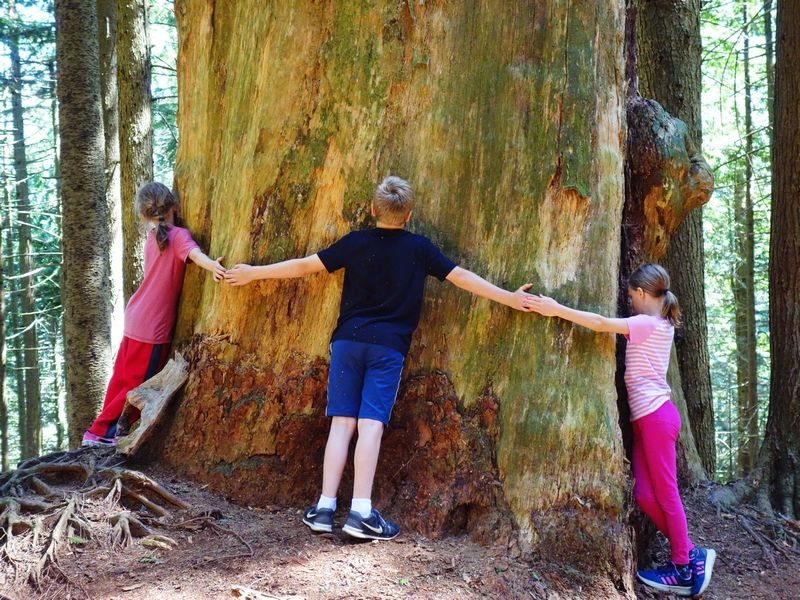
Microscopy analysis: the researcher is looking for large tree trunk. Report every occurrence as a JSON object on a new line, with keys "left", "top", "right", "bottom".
{"left": 761, "top": 0, "right": 800, "bottom": 518}
{"left": 162, "top": 1, "right": 634, "bottom": 584}
{"left": 733, "top": 2, "right": 759, "bottom": 477}
{"left": 117, "top": 0, "right": 153, "bottom": 303}
{"left": 98, "top": 0, "right": 125, "bottom": 340}
{"left": 634, "top": 0, "right": 716, "bottom": 478}
{"left": 55, "top": 0, "right": 113, "bottom": 449}
{"left": 9, "top": 2, "right": 42, "bottom": 459}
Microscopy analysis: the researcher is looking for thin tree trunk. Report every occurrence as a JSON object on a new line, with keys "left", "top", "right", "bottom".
{"left": 0, "top": 168, "right": 7, "bottom": 471}
{"left": 55, "top": 0, "right": 113, "bottom": 449}
{"left": 3, "top": 181, "right": 25, "bottom": 456}
{"left": 634, "top": 0, "right": 716, "bottom": 477}
{"left": 8, "top": 3, "right": 42, "bottom": 459}
{"left": 117, "top": 0, "right": 152, "bottom": 303}
{"left": 98, "top": 0, "right": 125, "bottom": 333}
{"left": 734, "top": 1, "right": 759, "bottom": 477}
{"left": 764, "top": 0, "right": 774, "bottom": 135}
{"left": 51, "top": 317, "right": 66, "bottom": 451}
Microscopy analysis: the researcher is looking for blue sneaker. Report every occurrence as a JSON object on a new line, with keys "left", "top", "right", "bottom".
{"left": 637, "top": 562, "right": 693, "bottom": 597}
{"left": 342, "top": 508, "right": 400, "bottom": 540}
{"left": 689, "top": 547, "right": 716, "bottom": 596}
{"left": 302, "top": 505, "right": 334, "bottom": 533}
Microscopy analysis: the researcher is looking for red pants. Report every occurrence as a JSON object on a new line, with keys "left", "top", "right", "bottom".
{"left": 87, "top": 336, "right": 170, "bottom": 438}
{"left": 632, "top": 401, "right": 694, "bottom": 564}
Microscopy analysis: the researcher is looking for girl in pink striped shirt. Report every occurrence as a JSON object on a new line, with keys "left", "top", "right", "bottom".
{"left": 525, "top": 264, "right": 715, "bottom": 598}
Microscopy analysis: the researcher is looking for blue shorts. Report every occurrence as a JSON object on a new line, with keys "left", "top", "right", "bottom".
{"left": 327, "top": 340, "right": 404, "bottom": 425}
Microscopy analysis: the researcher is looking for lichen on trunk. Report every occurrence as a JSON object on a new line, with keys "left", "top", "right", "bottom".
{"left": 165, "top": 0, "right": 632, "bottom": 587}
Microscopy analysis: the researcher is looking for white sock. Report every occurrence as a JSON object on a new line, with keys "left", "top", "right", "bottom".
{"left": 351, "top": 498, "right": 372, "bottom": 518}
{"left": 316, "top": 494, "right": 337, "bottom": 511}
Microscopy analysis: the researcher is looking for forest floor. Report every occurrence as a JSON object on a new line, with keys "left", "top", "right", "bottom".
{"left": 2, "top": 465, "right": 799, "bottom": 600}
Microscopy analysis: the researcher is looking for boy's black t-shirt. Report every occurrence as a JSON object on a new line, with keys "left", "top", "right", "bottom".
{"left": 316, "top": 228, "right": 457, "bottom": 355}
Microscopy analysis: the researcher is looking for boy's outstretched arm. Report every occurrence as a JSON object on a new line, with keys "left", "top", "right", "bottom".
{"left": 224, "top": 254, "right": 326, "bottom": 286}
{"left": 187, "top": 248, "right": 226, "bottom": 282}
{"left": 524, "top": 294, "right": 629, "bottom": 335}
{"left": 446, "top": 266, "right": 534, "bottom": 311}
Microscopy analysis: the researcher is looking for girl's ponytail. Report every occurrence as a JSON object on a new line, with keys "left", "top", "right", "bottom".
{"left": 661, "top": 289, "right": 682, "bottom": 328}
{"left": 155, "top": 216, "right": 170, "bottom": 252}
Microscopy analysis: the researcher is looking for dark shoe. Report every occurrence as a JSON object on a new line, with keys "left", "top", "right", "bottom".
{"left": 689, "top": 547, "right": 716, "bottom": 597}
{"left": 342, "top": 508, "right": 399, "bottom": 540}
{"left": 302, "top": 505, "right": 334, "bottom": 533}
{"left": 637, "top": 562, "right": 693, "bottom": 597}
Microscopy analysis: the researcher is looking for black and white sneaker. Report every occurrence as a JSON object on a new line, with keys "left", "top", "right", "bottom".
{"left": 302, "top": 505, "right": 334, "bottom": 533}
{"left": 342, "top": 508, "right": 400, "bottom": 540}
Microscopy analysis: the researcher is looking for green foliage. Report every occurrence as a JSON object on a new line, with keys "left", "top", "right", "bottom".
{"left": 701, "top": 0, "right": 773, "bottom": 482}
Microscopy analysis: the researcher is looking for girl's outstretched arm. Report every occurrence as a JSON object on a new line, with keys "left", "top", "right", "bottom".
{"left": 524, "top": 294, "right": 630, "bottom": 335}
{"left": 187, "top": 248, "right": 226, "bottom": 282}
{"left": 224, "top": 254, "right": 326, "bottom": 286}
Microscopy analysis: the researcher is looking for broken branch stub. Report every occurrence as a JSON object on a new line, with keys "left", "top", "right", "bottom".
{"left": 116, "top": 353, "right": 189, "bottom": 457}
{"left": 626, "top": 95, "right": 714, "bottom": 260}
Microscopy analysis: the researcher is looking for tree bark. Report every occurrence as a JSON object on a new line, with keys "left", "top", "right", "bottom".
{"left": 162, "top": 1, "right": 634, "bottom": 585}
{"left": 765, "top": 0, "right": 775, "bottom": 135}
{"left": 0, "top": 169, "right": 7, "bottom": 471}
{"left": 98, "top": 0, "right": 125, "bottom": 336}
{"left": 761, "top": 0, "right": 800, "bottom": 518}
{"left": 634, "top": 0, "right": 716, "bottom": 477}
{"left": 3, "top": 183, "right": 26, "bottom": 455}
{"left": 733, "top": 1, "right": 759, "bottom": 477}
{"left": 8, "top": 4, "right": 42, "bottom": 459}
{"left": 55, "top": 0, "right": 113, "bottom": 449}
{"left": 117, "top": 0, "right": 152, "bottom": 303}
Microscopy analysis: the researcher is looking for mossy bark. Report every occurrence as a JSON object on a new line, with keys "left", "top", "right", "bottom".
{"left": 165, "top": 1, "right": 633, "bottom": 587}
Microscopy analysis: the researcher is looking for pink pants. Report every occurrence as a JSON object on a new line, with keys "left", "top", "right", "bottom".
{"left": 632, "top": 400, "right": 693, "bottom": 564}
{"left": 88, "top": 337, "right": 170, "bottom": 438}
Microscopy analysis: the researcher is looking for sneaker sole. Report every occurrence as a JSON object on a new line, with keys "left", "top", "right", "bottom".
{"left": 636, "top": 573, "right": 692, "bottom": 597}
{"left": 81, "top": 440, "right": 116, "bottom": 448}
{"left": 694, "top": 549, "right": 716, "bottom": 597}
{"left": 302, "top": 518, "right": 333, "bottom": 533}
{"left": 342, "top": 523, "right": 399, "bottom": 541}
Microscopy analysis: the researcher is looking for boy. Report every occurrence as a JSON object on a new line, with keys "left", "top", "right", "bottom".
{"left": 225, "top": 176, "right": 533, "bottom": 540}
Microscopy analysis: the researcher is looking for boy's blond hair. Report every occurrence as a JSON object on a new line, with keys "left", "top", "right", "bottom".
{"left": 373, "top": 176, "right": 414, "bottom": 226}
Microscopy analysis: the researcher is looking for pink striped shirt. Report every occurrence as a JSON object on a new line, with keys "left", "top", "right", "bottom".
{"left": 624, "top": 314, "right": 674, "bottom": 421}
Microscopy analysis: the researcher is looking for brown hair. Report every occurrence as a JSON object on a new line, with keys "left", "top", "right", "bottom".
{"left": 135, "top": 182, "right": 179, "bottom": 251}
{"left": 373, "top": 176, "right": 414, "bottom": 226}
{"left": 628, "top": 263, "right": 682, "bottom": 327}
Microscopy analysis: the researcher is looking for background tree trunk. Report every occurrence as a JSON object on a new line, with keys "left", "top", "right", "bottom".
{"left": 98, "top": 0, "right": 125, "bottom": 340}
{"left": 0, "top": 170, "right": 7, "bottom": 471}
{"left": 162, "top": 1, "right": 633, "bottom": 583}
{"left": 55, "top": 0, "right": 113, "bottom": 449}
{"left": 634, "top": 0, "right": 716, "bottom": 478}
{"left": 760, "top": 0, "right": 800, "bottom": 518}
{"left": 3, "top": 187, "right": 26, "bottom": 455}
{"left": 117, "top": 0, "right": 152, "bottom": 302}
{"left": 9, "top": 1, "right": 42, "bottom": 459}
{"left": 733, "top": 1, "right": 759, "bottom": 477}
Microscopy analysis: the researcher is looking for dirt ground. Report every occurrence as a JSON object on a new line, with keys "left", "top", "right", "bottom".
{"left": 2, "top": 468, "right": 799, "bottom": 600}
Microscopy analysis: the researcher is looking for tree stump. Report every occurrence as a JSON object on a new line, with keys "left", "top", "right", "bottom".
{"left": 116, "top": 353, "right": 189, "bottom": 457}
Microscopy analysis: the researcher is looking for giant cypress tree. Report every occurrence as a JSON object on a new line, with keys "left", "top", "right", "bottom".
{"left": 55, "top": 0, "right": 113, "bottom": 448}
{"left": 159, "top": 1, "right": 636, "bottom": 584}
{"left": 634, "top": 0, "right": 716, "bottom": 476}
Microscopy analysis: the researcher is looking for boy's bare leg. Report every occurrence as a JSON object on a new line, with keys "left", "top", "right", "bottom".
{"left": 321, "top": 416, "right": 357, "bottom": 497}
{"left": 352, "top": 418, "right": 385, "bottom": 500}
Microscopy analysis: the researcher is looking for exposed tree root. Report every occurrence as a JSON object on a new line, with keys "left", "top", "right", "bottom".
{"left": 174, "top": 511, "right": 254, "bottom": 561}
{"left": 0, "top": 447, "right": 191, "bottom": 593}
